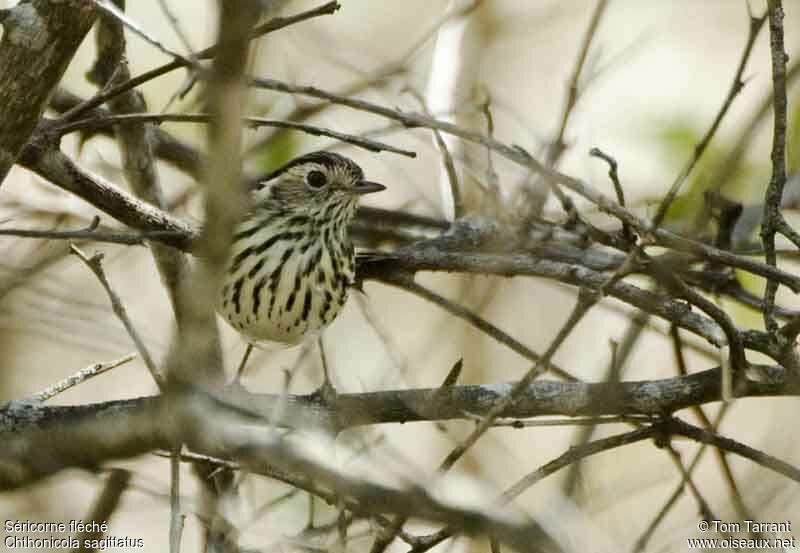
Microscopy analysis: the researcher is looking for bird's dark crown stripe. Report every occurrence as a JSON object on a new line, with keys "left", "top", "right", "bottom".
{"left": 256, "top": 151, "right": 364, "bottom": 186}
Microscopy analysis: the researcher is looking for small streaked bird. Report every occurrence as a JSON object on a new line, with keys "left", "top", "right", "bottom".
{"left": 217, "top": 151, "right": 384, "bottom": 379}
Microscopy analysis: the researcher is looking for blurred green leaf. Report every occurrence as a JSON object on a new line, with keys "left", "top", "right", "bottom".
{"left": 649, "top": 118, "right": 766, "bottom": 227}
{"left": 252, "top": 130, "right": 300, "bottom": 174}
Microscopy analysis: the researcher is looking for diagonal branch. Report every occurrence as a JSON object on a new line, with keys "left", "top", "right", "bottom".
{"left": 650, "top": 9, "right": 766, "bottom": 227}
{"left": 59, "top": 1, "right": 341, "bottom": 123}
{"left": 55, "top": 112, "right": 416, "bottom": 158}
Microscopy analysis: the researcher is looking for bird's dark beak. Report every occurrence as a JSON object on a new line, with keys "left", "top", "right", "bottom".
{"left": 353, "top": 180, "right": 386, "bottom": 195}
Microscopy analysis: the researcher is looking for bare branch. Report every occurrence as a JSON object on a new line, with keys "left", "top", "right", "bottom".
{"left": 29, "top": 353, "right": 137, "bottom": 403}
{"left": 547, "top": 0, "right": 608, "bottom": 165}
{"left": 0, "top": 0, "right": 96, "bottom": 185}
{"left": 50, "top": 88, "right": 206, "bottom": 180}
{"left": 18, "top": 143, "right": 196, "bottom": 249}
{"left": 59, "top": 1, "right": 341, "bottom": 123}
{"left": 90, "top": 0, "right": 197, "bottom": 356}
{"left": 436, "top": 288, "right": 598, "bottom": 473}
{"left": 665, "top": 416, "right": 800, "bottom": 483}
{"left": 388, "top": 275, "right": 577, "bottom": 381}
{"left": 55, "top": 112, "right": 416, "bottom": 158}
{"left": 73, "top": 469, "right": 131, "bottom": 549}
{"left": 761, "top": 0, "right": 795, "bottom": 336}
{"left": 70, "top": 244, "right": 164, "bottom": 387}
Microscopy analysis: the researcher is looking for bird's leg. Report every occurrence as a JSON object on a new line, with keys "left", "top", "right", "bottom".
{"left": 234, "top": 343, "right": 254, "bottom": 383}
{"left": 316, "top": 333, "right": 338, "bottom": 405}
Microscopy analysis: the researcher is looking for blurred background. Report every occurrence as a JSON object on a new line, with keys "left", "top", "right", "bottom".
{"left": 1, "top": 1, "right": 798, "bottom": 551}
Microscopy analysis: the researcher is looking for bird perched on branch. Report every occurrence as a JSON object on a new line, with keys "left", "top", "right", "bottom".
{"left": 217, "top": 151, "right": 385, "bottom": 385}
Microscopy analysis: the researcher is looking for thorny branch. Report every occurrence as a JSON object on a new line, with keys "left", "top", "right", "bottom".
{"left": 2, "top": 366, "right": 799, "bottom": 480}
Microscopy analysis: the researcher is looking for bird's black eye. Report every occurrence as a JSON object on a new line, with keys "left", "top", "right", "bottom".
{"left": 306, "top": 170, "right": 327, "bottom": 189}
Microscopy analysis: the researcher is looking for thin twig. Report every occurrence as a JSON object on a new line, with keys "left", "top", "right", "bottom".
{"left": 59, "top": 1, "right": 341, "bottom": 123}
{"left": 670, "top": 326, "right": 752, "bottom": 522}
{"left": 632, "top": 408, "right": 731, "bottom": 552}
{"left": 158, "top": 450, "right": 338, "bottom": 504}
{"left": 503, "top": 424, "right": 658, "bottom": 501}
{"left": 29, "top": 353, "right": 136, "bottom": 403}
{"left": 156, "top": 0, "right": 197, "bottom": 58}
{"left": 645, "top": 252, "right": 747, "bottom": 372}
{"left": 391, "top": 276, "right": 577, "bottom": 381}
{"left": 589, "top": 147, "right": 625, "bottom": 207}
{"left": 72, "top": 469, "right": 131, "bottom": 551}
{"left": 485, "top": 414, "right": 655, "bottom": 428}
{"left": 50, "top": 87, "right": 206, "bottom": 180}
{"left": 245, "top": 0, "right": 483, "bottom": 163}
{"left": 665, "top": 416, "right": 800, "bottom": 482}
{"left": 437, "top": 287, "right": 599, "bottom": 473}
{"left": 361, "top": 248, "right": 773, "bottom": 358}
{"left": 761, "top": 0, "right": 795, "bottom": 335}
{"left": 651, "top": 8, "right": 767, "bottom": 228}
{"left": 70, "top": 244, "right": 164, "bottom": 387}
{"left": 0, "top": 225, "right": 185, "bottom": 246}
{"left": 562, "top": 309, "right": 649, "bottom": 496}
{"left": 431, "top": 126, "right": 463, "bottom": 218}
{"left": 479, "top": 96, "right": 500, "bottom": 197}
{"left": 409, "top": 424, "right": 659, "bottom": 553}
{"left": 93, "top": 0, "right": 194, "bottom": 66}
{"left": 0, "top": 207, "right": 443, "bottom": 250}
{"left": 55, "top": 112, "right": 415, "bottom": 158}
{"left": 662, "top": 443, "right": 716, "bottom": 521}
{"left": 548, "top": 0, "right": 608, "bottom": 165}
{"left": 711, "top": 54, "right": 800, "bottom": 192}
{"left": 354, "top": 293, "right": 414, "bottom": 386}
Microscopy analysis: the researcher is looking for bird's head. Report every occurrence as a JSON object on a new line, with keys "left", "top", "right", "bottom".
{"left": 253, "top": 151, "right": 385, "bottom": 222}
